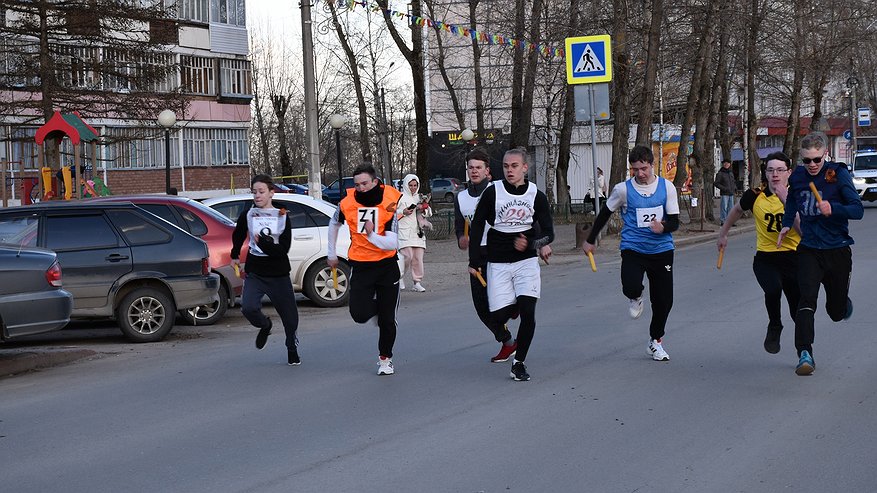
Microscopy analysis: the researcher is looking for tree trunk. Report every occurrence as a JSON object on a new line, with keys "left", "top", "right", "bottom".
{"left": 469, "top": 0, "right": 485, "bottom": 133}
{"left": 516, "top": 0, "right": 544, "bottom": 151}
{"left": 556, "top": 0, "right": 579, "bottom": 212}
{"left": 271, "top": 95, "right": 292, "bottom": 178}
{"left": 377, "top": 0, "right": 431, "bottom": 192}
{"left": 328, "top": 1, "right": 373, "bottom": 163}
{"left": 635, "top": 0, "right": 664, "bottom": 146}
{"left": 745, "top": 0, "right": 761, "bottom": 190}
{"left": 673, "top": 3, "right": 717, "bottom": 189}
{"left": 609, "top": 0, "right": 631, "bottom": 191}
{"left": 508, "top": 0, "right": 527, "bottom": 148}
{"left": 702, "top": 4, "right": 730, "bottom": 222}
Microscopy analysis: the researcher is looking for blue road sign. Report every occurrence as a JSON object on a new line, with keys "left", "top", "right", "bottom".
{"left": 565, "top": 35, "right": 612, "bottom": 85}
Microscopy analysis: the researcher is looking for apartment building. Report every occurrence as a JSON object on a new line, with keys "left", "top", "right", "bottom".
{"left": 0, "top": 0, "right": 253, "bottom": 199}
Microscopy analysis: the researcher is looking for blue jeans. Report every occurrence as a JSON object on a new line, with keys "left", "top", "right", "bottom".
{"left": 240, "top": 273, "right": 299, "bottom": 349}
{"left": 720, "top": 194, "right": 734, "bottom": 224}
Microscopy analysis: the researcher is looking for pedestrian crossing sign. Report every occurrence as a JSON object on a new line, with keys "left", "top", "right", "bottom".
{"left": 565, "top": 35, "right": 613, "bottom": 85}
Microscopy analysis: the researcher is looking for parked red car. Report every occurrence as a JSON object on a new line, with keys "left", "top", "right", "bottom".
{"left": 90, "top": 195, "right": 247, "bottom": 325}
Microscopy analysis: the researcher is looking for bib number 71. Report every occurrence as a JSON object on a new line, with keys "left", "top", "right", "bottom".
{"left": 357, "top": 207, "right": 378, "bottom": 234}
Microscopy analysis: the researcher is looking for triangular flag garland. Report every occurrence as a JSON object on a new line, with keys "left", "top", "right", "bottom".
{"left": 342, "top": 0, "right": 565, "bottom": 59}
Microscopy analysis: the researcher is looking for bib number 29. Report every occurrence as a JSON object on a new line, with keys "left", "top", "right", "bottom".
{"left": 357, "top": 207, "right": 378, "bottom": 234}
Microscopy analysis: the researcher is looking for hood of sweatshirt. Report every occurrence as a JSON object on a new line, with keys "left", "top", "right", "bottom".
{"left": 401, "top": 173, "right": 420, "bottom": 198}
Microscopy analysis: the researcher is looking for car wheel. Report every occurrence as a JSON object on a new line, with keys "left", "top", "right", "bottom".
{"left": 178, "top": 282, "right": 228, "bottom": 326}
{"left": 302, "top": 260, "right": 350, "bottom": 307}
{"left": 115, "top": 287, "right": 176, "bottom": 342}
{"left": 445, "top": 192, "right": 454, "bottom": 203}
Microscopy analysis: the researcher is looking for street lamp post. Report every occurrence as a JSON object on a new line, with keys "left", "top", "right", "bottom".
{"left": 330, "top": 114, "right": 347, "bottom": 200}
{"left": 157, "top": 109, "right": 176, "bottom": 195}
{"left": 460, "top": 128, "right": 475, "bottom": 177}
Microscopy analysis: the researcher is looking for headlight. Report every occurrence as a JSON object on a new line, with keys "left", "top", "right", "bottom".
{"left": 853, "top": 177, "right": 866, "bottom": 185}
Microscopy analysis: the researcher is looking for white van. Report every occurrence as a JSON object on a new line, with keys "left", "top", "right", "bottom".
{"left": 851, "top": 151, "right": 877, "bottom": 202}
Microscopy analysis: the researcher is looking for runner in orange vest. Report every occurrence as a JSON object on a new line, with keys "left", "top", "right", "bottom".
{"left": 327, "top": 163, "right": 403, "bottom": 376}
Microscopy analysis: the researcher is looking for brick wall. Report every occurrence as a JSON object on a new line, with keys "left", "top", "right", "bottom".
{"left": 101, "top": 166, "right": 250, "bottom": 195}
{"left": 1, "top": 166, "right": 251, "bottom": 204}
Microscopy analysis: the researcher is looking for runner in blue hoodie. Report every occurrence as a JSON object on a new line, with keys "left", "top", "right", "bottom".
{"left": 777, "top": 132, "right": 864, "bottom": 375}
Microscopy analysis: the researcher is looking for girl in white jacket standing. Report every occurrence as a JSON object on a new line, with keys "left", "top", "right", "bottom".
{"left": 397, "top": 173, "right": 433, "bottom": 291}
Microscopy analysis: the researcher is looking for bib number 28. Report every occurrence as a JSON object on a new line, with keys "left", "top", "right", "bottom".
{"left": 357, "top": 207, "right": 378, "bottom": 234}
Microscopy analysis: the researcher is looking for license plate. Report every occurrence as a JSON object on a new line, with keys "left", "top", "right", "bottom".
{"left": 868, "top": 187, "right": 877, "bottom": 193}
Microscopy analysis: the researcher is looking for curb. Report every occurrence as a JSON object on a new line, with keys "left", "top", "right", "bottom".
{"left": 0, "top": 349, "right": 98, "bottom": 378}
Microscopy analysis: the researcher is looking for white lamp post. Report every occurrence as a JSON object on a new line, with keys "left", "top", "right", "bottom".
{"left": 157, "top": 109, "right": 176, "bottom": 195}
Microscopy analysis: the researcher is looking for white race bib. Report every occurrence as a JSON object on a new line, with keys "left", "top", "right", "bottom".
{"left": 356, "top": 207, "right": 379, "bottom": 234}
{"left": 636, "top": 205, "right": 663, "bottom": 228}
{"left": 252, "top": 213, "right": 281, "bottom": 236}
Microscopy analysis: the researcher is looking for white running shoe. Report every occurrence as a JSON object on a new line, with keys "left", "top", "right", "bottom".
{"left": 648, "top": 338, "right": 670, "bottom": 361}
{"left": 377, "top": 357, "right": 395, "bottom": 375}
{"left": 629, "top": 297, "right": 644, "bottom": 319}
{"left": 399, "top": 279, "right": 405, "bottom": 290}
{"left": 411, "top": 282, "right": 426, "bottom": 292}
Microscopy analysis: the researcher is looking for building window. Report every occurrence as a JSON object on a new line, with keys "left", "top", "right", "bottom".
{"left": 105, "top": 127, "right": 178, "bottom": 170}
{"left": 182, "top": 127, "right": 248, "bottom": 167}
{"left": 211, "top": 0, "right": 245, "bottom": 26}
{"left": 8, "top": 127, "right": 39, "bottom": 170}
{"left": 179, "top": 0, "right": 210, "bottom": 23}
{"left": 103, "top": 49, "right": 174, "bottom": 93}
{"left": 180, "top": 55, "right": 215, "bottom": 95}
{"left": 218, "top": 58, "right": 251, "bottom": 98}
{"left": 55, "top": 45, "right": 100, "bottom": 89}
{"left": 1, "top": 38, "right": 39, "bottom": 88}
{"left": 150, "top": 19, "right": 179, "bottom": 45}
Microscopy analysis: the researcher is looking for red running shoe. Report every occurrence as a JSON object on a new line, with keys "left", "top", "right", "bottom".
{"left": 491, "top": 341, "right": 517, "bottom": 363}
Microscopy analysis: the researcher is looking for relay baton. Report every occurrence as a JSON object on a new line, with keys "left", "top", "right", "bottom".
{"left": 233, "top": 263, "right": 241, "bottom": 278}
{"left": 464, "top": 219, "right": 469, "bottom": 237}
{"left": 331, "top": 267, "right": 338, "bottom": 289}
{"left": 474, "top": 270, "right": 487, "bottom": 287}
{"left": 717, "top": 247, "right": 724, "bottom": 269}
{"left": 587, "top": 251, "right": 597, "bottom": 272}
{"left": 809, "top": 182, "right": 822, "bottom": 202}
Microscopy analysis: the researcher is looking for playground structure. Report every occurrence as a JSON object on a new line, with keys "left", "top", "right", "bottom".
{"left": 29, "top": 111, "right": 108, "bottom": 203}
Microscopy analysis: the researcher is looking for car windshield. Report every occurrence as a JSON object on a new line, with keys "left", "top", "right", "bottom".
{"left": 854, "top": 154, "right": 877, "bottom": 171}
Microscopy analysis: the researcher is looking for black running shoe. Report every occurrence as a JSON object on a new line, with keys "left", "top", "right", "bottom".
{"left": 510, "top": 361, "right": 530, "bottom": 381}
{"left": 764, "top": 326, "right": 782, "bottom": 354}
{"left": 287, "top": 346, "right": 301, "bottom": 366}
{"left": 843, "top": 298, "right": 853, "bottom": 321}
{"left": 255, "top": 318, "right": 272, "bottom": 350}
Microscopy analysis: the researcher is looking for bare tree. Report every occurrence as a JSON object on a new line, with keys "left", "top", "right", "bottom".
{"left": 634, "top": 0, "right": 664, "bottom": 146}
{"left": 375, "top": 0, "right": 431, "bottom": 190}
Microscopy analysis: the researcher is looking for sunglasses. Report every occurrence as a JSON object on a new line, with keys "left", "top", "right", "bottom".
{"left": 801, "top": 156, "right": 823, "bottom": 165}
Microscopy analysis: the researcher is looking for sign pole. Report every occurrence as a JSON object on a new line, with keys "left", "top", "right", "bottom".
{"left": 589, "top": 84, "right": 600, "bottom": 214}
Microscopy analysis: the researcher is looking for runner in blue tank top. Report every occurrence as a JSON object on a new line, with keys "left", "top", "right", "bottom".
{"left": 582, "top": 145, "right": 680, "bottom": 361}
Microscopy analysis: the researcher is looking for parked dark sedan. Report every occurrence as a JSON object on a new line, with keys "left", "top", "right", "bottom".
{"left": 0, "top": 245, "right": 73, "bottom": 341}
{"left": 89, "top": 195, "right": 247, "bottom": 326}
{"left": 0, "top": 202, "right": 219, "bottom": 342}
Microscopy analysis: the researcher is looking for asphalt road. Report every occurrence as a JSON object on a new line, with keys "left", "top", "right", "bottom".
{"left": 2, "top": 208, "right": 876, "bottom": 492}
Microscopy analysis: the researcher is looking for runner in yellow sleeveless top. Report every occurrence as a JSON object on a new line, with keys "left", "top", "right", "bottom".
{"left": 717, "top": 151, "right": 800, "bottom": 354}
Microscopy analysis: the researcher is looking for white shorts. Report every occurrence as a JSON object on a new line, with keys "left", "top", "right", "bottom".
{"left": 486, "top": 257, "right": 541, "bottom": 311}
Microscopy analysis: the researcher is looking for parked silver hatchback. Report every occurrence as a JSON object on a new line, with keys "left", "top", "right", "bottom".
{"left": 0, "top": 202, "right": 219, "bottom": 343}
{"left": 0, "top": 244, "right": 73, "bottom": 341}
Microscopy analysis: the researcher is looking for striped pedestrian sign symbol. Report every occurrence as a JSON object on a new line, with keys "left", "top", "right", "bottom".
{"left": 565, "top": 34, "right": 613, "bottom": 84}
{"left": 574, "top": 44, "right": 604, "bottom": 73}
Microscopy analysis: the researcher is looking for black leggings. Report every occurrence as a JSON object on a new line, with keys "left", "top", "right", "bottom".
{"left": 348, "top": 259, "right": 400, "bottom": 358}
{"left": 470, "top": 271, "right": 513, "bottom": 343}
{"left": 794, "top": 245, "right": 852, "bottom": 356}
{"left": 752, "top": 251, "right": 799, "bottom": 331}
{"left": 620, "top": 249, "right": 674, "bottom": 341}
{"left": 491, "top": 296, "right": 537, "bottom": 361}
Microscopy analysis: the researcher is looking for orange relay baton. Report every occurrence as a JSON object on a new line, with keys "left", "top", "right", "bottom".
{"left": 717, "top": 247, "right": 724, "bottom": 269}
{"left": 809, "top": 182, "right": 822, "bottom": 202}
{"left": 474, "top": 270, "right": 487, "bottom": 287}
